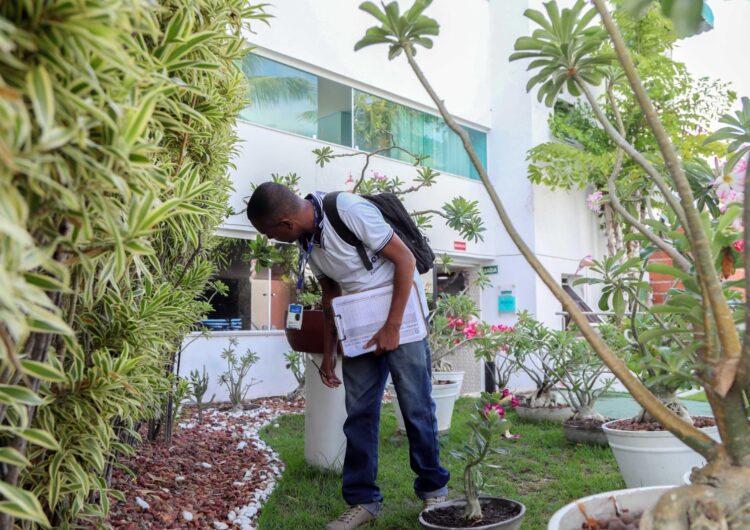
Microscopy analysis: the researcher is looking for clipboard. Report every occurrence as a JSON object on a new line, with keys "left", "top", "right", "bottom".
{"left": 331, "top": 283, "right": 427, "bottom": 357}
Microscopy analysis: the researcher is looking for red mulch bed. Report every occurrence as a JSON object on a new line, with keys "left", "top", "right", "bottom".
{"left": 104, "top": 397, "right": 303, "bottom": 529}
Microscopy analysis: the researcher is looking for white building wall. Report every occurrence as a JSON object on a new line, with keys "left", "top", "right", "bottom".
{"left": 184, "top": 0, "right": 607, "bottom": 398}
{"left": 178, "top": 332, "right": 297, "bottom": 402}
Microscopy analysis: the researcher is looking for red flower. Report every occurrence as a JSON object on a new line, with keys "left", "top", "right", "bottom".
{"left": 733, "top": 240, "right": 745, "bottom": 253}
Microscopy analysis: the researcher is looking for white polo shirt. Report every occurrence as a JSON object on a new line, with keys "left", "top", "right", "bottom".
{"left": 305, "top": 191, "right": 429, "bottom": 315}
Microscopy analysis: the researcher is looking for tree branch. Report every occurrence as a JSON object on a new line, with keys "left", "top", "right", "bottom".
{"left": 606, "top": 150, "right": 691, "bottom": 271}
{"left": 592, "top": 0, "right": 742, "bottom": 400}
{"left": 577, "top": 81, "right": 688, "bottom": 228}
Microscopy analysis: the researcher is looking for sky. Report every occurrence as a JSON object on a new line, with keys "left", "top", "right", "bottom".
{"left": 673, "top": 0, "right": 750, "bottom": 110}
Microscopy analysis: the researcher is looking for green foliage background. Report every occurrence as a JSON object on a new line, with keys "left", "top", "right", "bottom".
{"left": 0, "top": 0, "right": 267, "bottom": 527}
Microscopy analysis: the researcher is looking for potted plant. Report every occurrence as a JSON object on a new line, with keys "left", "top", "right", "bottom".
{"left": 504, "top": 313, "right": 574, "bottom": 423}
{"left": 420, "top": 392, "right": 526, "bottom": 530}
{"left": 283, "top": 275, "right": 325, "bottom": 354}
{"left": 555, "top": 324, "right": 619, "bottom": 446}
{"left": 356, "top": 0, "right": 750, "bottom": 526}
{"left": 475, "top": 325, "right": 517, "bottom": 393}
{"left": 576, "top": 254, "right": 720, "bottom": 485}
{"left": 548, "top": 486, "right": 675, "bottom": 530}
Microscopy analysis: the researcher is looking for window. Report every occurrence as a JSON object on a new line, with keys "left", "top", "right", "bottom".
{"left": 201, "top": 238, "right": 293, "bottom": 331}
{"left": 238, "top": 54, "right": 317, "bottom": 137}
{"left": 237, "top": 54, "right": 487, "bottom": 180}
{"left": 238, "top": 54, "right": 352, "bottom": 146}
{"left": 352, "top": 90, "right": 487, "bottom": 180}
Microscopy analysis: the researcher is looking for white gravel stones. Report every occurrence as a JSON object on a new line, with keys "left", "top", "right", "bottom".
{"left": 182, "top": 511, "right": 193, "bottom": 522}
{"left": 200, "top": 462, "right": 213, "bottom": 469}
{"left": 135, "top": 497, "right": 149, "bottom": 511}
{"left": 236, "top": 441, "right": 247, "bottom": 450}
{"left": 213, "top": 522, "right": 229, "bottom": 529}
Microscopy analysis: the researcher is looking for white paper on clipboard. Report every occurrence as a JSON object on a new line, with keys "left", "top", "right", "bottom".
{"left": 331, "top": 283, "right": 427, "bottom": 357}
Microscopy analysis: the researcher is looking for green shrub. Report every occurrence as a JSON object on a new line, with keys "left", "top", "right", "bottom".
{"left": 0, "top": 0, "right": 268, "bottom": 527}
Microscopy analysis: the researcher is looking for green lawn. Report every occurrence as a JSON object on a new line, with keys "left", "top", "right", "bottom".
{"left": 681, "top": 390, "right": 708, "bottom": 402}
{"left": 258, "top": 398, "right": 624, "bottom": 529}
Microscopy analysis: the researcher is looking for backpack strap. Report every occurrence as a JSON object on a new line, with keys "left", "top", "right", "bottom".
{"left": 322, "top": 192, "right": 373, "bottom": 272}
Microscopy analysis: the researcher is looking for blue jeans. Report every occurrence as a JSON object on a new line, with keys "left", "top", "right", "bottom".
{"left": 341, "top": 339, "right": 450, "bottom": 511}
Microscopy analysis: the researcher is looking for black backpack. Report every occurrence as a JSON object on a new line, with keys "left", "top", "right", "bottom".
{"left": 322, "top": 191, "right": 435, "bottom": 274}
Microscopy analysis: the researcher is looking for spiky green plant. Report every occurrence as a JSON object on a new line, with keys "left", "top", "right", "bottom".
{"left": 188, "top": 367, "right": 215, "bottom": 424}
{"left": 218, "top": 338, "right": 260, "bottom": 411}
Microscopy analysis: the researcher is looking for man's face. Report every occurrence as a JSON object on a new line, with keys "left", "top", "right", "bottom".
{"left": 252, "top": 218, "right": 301, "bottom": 243}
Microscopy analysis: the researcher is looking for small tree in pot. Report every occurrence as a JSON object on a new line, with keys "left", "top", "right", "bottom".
{"left": 504, "top": 312, "right": 569, "bottom": 410}
{"left": 420, "top": 392, "right": 524, "bottom": 529}
{"left": 471, "top": 322, "right": 517, "bottom": 392}
{"left": 576, "top": 254, "right": 705, "bottom": 425}
{"left": 555, "top": 333, "right": 614, "bottom": 424}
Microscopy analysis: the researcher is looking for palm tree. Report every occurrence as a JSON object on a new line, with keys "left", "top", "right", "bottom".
{"left": 239, "top": 53, "right": 316, "bottom": 110}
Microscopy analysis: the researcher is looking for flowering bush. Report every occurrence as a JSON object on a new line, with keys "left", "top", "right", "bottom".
{"left": 449, "top": 391, "right": 519, "bottom": 522}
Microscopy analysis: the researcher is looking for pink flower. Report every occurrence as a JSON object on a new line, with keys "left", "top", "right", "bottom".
{"left": 501, "top": 388, "right": 511, "bottom": 398}
{"left": 715, "top": 156, "right": 746, "bottom": 203}
{"left": 586, "top": 191, "right": 605, "bottom": 212}
{"left": 372, "top": 171, "right": 387, "bottom": 182}
{"left": 483, "top": 403, "right": 505, "bottom": 419}
{"left": 345, "top": 173, "right": 354, "bottom": 184}
{"left": 575, "top": 254, "right": 594, "bottom": 274}
{"left": 733, "top": 240, "right": 745, "bottom": 253}
{"left": 511, "top": 396, "right": 520, "bottom": 408}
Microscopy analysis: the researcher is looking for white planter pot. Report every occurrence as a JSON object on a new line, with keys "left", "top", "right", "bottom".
{"left": 388, "top": 380, "right": 461, "bottom": 434}
{"left": 432, "top": 371, "right": 465, "bottom": 393}
{"left": 420, "top": 497, "right": 525, "bottom": 530}
{"left": 548, "top": 486, "right": 674, "bottom": 530}
{"left": 304, "top": 354, "right": 346, "bottom": 472}
{"left": 602, "top": 420, "right": 718, "bottom": 488}
{"left": 516, "top": 405, "right": 574, "bottom": 423}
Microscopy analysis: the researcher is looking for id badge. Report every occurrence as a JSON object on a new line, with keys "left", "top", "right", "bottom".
{"left": 286, "top": 304, "right": 303, "bottom": 330}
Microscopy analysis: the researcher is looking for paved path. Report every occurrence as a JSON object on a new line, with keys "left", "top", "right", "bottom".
{"left": 593, "top": 396, "right": 712, "bottom": 419}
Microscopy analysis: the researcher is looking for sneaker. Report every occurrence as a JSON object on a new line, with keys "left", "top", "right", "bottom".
{"left": 325, "top": 505, "right": 377, "bottom": 530}
{"left": 422, "top": 495, "right": 447, "bottom": 512}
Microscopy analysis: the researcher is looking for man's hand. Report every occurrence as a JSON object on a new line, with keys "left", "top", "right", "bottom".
{"left": 319, "top": 354, "right": 342, "bottom": 388}
{"left": 365, "top": 322, "right": 401, "bottom": 355}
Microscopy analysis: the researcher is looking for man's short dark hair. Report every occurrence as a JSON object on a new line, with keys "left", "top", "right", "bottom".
{"left": 247, "top": 182, "right": 301, "bottom": 225}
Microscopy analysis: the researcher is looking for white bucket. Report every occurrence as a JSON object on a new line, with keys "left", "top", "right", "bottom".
{"left": 548, "top": 486, "right": 674, "bottom": 529}
{"left": 388, "top": 380, "right": 461, "bottom": 434}
{"left": 304, "top": 354, "right": 346, "bottom": 472}
{"left": 602, "top": 420, "right": 718, "bottom": 488}
{"left": 432, "top": 371, "right": 465, "bottom": 393}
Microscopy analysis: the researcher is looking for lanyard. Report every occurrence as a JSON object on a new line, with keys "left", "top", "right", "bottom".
{"left": 296, "top": 238, "right": 313, "bottom": 294}
{"left": 296, "top": 198, "right": 320, "bottom": 295}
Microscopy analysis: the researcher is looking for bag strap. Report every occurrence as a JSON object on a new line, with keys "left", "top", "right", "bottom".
{"left": 322, "top": 192, "right": 373, "bottom": 271}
